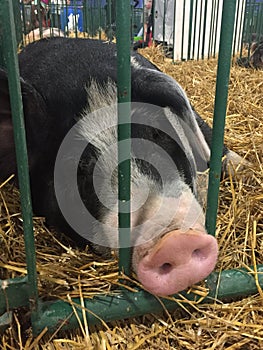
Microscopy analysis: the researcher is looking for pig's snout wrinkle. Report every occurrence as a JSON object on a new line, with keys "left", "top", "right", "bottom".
{"left": 136, "top": 230, "right": 218, "bottom": 296}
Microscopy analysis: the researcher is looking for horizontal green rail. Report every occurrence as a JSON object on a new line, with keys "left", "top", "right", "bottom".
{"left": 1, "top": 265, "right": 263, "bottom": 334}
{"left": 1, "top": 0, "right": 262, "bottom": 339}
{"left": 7, "top": 266, "right": 263, "bottom": 334}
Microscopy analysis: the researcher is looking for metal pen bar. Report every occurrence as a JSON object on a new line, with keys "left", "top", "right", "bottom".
{"left": 205, "top": 0, "right": 237, "bottom": 236}
{"left": 0, "top": 0, "right": 38, "bottom": 312}
{"left": 116, "top": 0, "right": 131, "bottom": 277}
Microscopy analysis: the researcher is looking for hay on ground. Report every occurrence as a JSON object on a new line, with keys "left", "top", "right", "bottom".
{"left": 0, "top": 45, "right": 262, "bottom": 349}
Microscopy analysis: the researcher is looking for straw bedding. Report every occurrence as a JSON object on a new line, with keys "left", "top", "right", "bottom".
{"left": 0, "top": 44, "right": 262, "bottom": 349}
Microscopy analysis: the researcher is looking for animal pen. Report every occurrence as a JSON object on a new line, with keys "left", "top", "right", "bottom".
{"left": 0, "top": 0, "right": 262, "bottom": 347}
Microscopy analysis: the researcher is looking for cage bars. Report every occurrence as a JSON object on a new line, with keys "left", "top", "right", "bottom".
{"left": 116, "top": 0, "right": 132, "bottom": 277}
{"left": 0, "top": 0, "right": 39, "bottom": 327}
{"left": 1, "top": 0, "right": 263, "bottom": 337}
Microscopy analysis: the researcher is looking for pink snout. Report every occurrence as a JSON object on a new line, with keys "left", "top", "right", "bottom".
{"left": 136, "top": 229, "right": 218, "bottom": 296}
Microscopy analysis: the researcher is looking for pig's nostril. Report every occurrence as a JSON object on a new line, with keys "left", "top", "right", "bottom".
{"left": 159, "top": 262, "right": 173, "bottom": 274}
{"left": 192, "top": 248, "right": 206, "bottom": 260}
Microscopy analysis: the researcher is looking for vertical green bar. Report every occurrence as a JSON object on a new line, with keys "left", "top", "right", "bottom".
{"left": 116, "top": 0, "right": 131, "bottom": 276}
{"left": 205, "top": 0, "right": 237, "bottom": 236}
{"left": 247, "top": 0, "right": 254, "bottom": 60}
{"left": 0, "top": 0, "right": 38, "bottom": 310}
{"left": 255, "top": 3, "right": 263, "bottom": 38}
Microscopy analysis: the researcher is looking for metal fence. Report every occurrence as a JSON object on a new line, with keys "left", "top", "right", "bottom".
{"left": 14, "top": 0, "right": 263, "bottom": 63}
{"left": 1, "top": 0, "right": 263, "bottom": 336}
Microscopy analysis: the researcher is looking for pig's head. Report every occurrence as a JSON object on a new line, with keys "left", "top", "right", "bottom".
{"left": 53, "top": 82, "right": 218, "bottom": 296}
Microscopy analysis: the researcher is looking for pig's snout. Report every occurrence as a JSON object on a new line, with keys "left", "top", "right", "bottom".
{"left": 136, "top": 229, "right": 218, "bottom": 296}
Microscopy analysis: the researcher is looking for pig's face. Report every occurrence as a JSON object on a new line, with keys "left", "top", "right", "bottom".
{"left": 53, "top": 82, "right": 218, "bottom": 296}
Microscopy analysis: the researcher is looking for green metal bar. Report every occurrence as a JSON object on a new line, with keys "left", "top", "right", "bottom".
{"left": 0, "top": 0, "right": 22, "bottom": 67}
{"left": 205, "top": 0, "right": 237, "bottom": 236}
{"left": 247, "top": 0, "right": 254, "bottom": 60}
{"left": 31, "top": 265, "right": 263, "bottom": 335}
{"left": 116, "top": 0, "right": 131, "bottom": 277}
{"left": 0, "top": 0, "right": 39, "bottom": 315}
{"left": 0, "top": 277, "right": 30, "bottom": 315}
{"left": 239, "top": 0, "right": 249, "bottom": 58}
{"left": 255, "top": 3, "right": 263, "bottom": 38}
{"left": 99, "top": 0, "right": 102, "bottom": 40}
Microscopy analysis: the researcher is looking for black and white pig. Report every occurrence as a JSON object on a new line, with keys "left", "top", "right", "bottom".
{"left": 0, "top": 38, "right": 244, "bottom": 296}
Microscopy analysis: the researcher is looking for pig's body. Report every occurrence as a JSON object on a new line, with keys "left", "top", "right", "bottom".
{"left": 0, "top": 37, "right": 241, "bottom": 295}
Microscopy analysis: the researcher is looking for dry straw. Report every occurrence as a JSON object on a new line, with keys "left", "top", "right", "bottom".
{"left": 0, "top": 45, "right": 262, "bottom": 349}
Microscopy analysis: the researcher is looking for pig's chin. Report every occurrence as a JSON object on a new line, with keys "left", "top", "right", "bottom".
{"left": 133, "top": 228, "right": 218, "bottom": 296}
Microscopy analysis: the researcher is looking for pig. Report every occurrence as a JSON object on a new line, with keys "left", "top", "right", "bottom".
{"left": 250, "top": 40, "right": 263, "bottom": 69}
{"left": 236, "top": 38, "right": 263, "bottom": 69}
{"left": 0, "top": 38, "right": 245, "bottom": 296}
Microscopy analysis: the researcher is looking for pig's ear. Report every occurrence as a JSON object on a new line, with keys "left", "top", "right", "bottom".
{"left": 131, "top": 67, "right": 210, "bottom": 167}
{"left": 0, "top": 67, "right": 48, "bottom": 132}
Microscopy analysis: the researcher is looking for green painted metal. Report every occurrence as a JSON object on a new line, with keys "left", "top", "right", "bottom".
{"left": 0, "top": 311, "right": 12, "bottom": 334}
{"left": 116, "top": 0, "right": 131, "bottom": 277}
{"left": 31, "top": 264, "right": 263, "bottom": 335}
{"left": 0, "top": 0, "right": 39, "bottom": 319}
{"left": 0, "top": 277, "right": 30, "bottom": 315}
{"left": 0, "top": 0, "right": 22, "bottom": 68}
{"left": 205, "top": 0, "right": 237, "bottom": 236}
{"left": 1, "top": 0, "right": 263, "bottom": 338}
